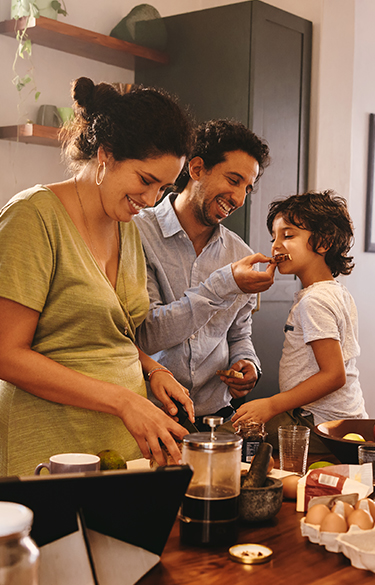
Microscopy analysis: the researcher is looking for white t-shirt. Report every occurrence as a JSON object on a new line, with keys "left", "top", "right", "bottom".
{"left": 279, "top": 280, "right": 368, "bottom": 425}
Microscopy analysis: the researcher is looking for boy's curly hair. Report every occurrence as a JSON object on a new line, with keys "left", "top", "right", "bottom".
{"left": 266, "top": 190, "right": 355, "bottom": 278}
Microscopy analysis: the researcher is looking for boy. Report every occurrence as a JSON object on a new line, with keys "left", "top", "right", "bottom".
{"left": 232, "top": 190, "right": 368, "bottom": 451}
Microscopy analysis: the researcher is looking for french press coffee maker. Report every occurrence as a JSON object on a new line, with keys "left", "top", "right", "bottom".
{"left": 179, "top": 416, "right": 243, "bottom": 546}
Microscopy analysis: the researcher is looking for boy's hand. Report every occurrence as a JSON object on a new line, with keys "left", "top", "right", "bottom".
{"left": 231, "top": 397, "right": 275, "bottom": 428}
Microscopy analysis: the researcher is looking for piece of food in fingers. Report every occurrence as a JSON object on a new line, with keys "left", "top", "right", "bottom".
{"left": 271, "top": 253, "right": 292, "bottom": 264}
{"left": 216, "top": 369, "right": 244, "bottom": 379}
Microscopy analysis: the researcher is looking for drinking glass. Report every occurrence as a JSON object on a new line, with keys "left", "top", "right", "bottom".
{"left": 278, "top": 425, "right": 310, "bottom": 476}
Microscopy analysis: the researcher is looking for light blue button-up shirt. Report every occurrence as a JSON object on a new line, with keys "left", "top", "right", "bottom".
{"left": 134, "top": 194, "right": 260, "bottom": 417}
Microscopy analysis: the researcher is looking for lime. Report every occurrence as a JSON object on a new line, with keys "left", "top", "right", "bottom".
{"left": 308, "top": 461, "right": 334, "bottom": 470}
{"left": 342, "top": 433, "right": 365, "bottom": 442}
{"left": 97, "top": 449, "right": 126, "bottom": 470}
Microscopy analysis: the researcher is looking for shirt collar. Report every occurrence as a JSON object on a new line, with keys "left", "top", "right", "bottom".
{"left": 155, "top": 193, "right": 226, "bottom": 247}
{"left": 154, "top": 193, "right": 183, "bottom": 238}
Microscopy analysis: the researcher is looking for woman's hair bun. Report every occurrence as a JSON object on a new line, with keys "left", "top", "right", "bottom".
{"left": 72, "top": 77, "right": 95, "bottom": 112}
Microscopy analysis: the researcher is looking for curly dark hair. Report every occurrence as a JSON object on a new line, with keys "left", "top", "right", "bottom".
{"left": 266, "top": 190, "right": 355, "bottom": 277}
{"left": 174, "top": 119, "right": 270, "bottom": 191}
{"left": 61, "top": 77, "right": 194, "bottom": 171}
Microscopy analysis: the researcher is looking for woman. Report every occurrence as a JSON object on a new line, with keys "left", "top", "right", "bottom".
{"left": 0, "top": 77, "right": 195, "bottom": 476}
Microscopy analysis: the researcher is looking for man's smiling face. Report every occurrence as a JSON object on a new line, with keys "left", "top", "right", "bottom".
{"left": 190, "top": 150, "right": 259, "bottom": 227}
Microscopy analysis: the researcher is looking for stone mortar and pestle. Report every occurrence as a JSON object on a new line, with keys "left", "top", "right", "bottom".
{"left": 240, "top": 442, "right": 283, "bottom": 523}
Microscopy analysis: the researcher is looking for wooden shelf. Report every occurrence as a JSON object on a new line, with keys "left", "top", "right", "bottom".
{"left": 0, "top": 124, "right": 60, "bottom": 147}
{"left": 0, "top": 16, "right": 169, "bottom": 68}
{"left": 0, "top": 17, "right": 169, "bottom": 147}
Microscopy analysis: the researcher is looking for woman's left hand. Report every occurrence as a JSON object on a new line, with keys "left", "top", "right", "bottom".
{"left": 149, "top": 371, "right": 195, "bottom": 424}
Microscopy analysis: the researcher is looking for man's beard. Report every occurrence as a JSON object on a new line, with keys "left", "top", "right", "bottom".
{"left": 191, "top": 186, "right": 222, "bottom": 228}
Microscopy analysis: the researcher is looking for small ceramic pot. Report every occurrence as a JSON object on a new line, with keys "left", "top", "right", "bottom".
{"left": 240, "top": 477, "right": 283, "bottom": 522}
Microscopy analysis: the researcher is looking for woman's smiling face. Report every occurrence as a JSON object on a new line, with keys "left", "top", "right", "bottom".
{"left": 98, "top": 153, "right": 185, "bottom": 222}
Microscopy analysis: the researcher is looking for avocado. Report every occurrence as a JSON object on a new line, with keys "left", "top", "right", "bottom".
{"left": 97, "top": 449, "right": 127, "bottom": 470}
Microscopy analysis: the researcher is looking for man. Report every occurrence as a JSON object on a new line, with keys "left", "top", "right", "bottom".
{"left": 135, "top": 119, "right": 276, "bottom": 430}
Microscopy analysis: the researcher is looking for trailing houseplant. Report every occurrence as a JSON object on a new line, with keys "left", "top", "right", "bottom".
{"left": 11, "top": 1, "right": 67, "bottom": 101}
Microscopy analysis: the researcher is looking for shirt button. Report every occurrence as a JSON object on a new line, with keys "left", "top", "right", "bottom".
{"left": 190, "top": 334, "right": 196, "bottom": 340}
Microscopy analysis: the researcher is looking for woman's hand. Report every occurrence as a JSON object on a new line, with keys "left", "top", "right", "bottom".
{"left": 149, "top": 370, "right": 195, "bottom": 424}
{"left": 118, "top": 391, "right": 189, "bottom": 466}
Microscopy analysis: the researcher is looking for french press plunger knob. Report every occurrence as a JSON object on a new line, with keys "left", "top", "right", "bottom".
{"left": 202, "top": 416, "right": 224, "bottom": 441}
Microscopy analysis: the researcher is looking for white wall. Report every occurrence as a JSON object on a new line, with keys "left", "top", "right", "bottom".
{"left": 0, "top": 0, "right": 135, "bottom": 198}
{"left": 347, "top": 0, "right": 375, "bottom": 416}
{"left": 1, "top": 0, "right": 374, "bottom": 414}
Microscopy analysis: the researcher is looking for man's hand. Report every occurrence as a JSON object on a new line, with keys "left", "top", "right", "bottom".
{"left": 231, "top": 253, "right": 276, "bottom": 293}
{"left": 217, "top": 359, "right": 258, "bottom": 400}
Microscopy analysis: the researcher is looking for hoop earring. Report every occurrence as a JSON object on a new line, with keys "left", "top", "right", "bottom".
{"left": 95, "top": 161, "right": 106, "bottom": 186}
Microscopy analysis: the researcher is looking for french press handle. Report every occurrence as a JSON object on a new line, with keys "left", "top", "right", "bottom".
{"left": 202, "top": 416, "right": 224, "bottom": 441}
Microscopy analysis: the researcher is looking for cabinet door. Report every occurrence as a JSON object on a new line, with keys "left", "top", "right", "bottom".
{"left": 135, "top": 1, "right": 311, "bottom": 247}
{"left": 135, "top": 1, "right": 312, "bottom": 400}
{"left": 135, "top": 1, "right": 253, "bottom": 241}
{"left": 246, "top": 2, "right": 311, "bottom": 401}
{"left": 249, "top": 0, "right": 311, "bottom": 256}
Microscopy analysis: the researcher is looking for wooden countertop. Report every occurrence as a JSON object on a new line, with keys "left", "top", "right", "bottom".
{"left": 138, "top": 456, "right": 375, "bottom": 584}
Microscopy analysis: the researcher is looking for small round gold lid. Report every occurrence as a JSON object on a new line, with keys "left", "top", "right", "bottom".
{"left": 229, "top": 543, "right": 273, "bottom": 564}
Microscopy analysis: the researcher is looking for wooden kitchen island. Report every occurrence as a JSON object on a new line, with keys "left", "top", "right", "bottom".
{"left": 138, "top": 456, "right": 375, "bottom": 585}
{"left": 138, "top": 499, "right": 374, "bottom": 585}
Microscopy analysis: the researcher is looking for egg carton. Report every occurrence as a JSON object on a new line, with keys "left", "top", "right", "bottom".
{"left": 300, "top": 518, "right": 375, "bottom": 571}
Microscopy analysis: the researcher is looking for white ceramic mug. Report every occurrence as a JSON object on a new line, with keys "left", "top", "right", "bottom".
{"left": 34, "top": 453, "right": 100, "bottom": 475}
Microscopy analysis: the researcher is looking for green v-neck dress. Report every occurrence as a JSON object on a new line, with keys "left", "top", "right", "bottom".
{"left": 0, "top": 186, "right": 149, "bottom": 476}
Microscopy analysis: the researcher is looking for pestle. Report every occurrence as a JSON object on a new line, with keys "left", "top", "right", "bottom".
{"left": 241, "top": 442, "right": 273, "bottom": 488}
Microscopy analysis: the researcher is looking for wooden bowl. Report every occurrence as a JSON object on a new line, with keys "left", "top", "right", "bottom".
{"left": 314, "top": 419, "right": 375, "bottom": 464}
{"left": 239, "top": 477, "right": 283, "bottom": 523}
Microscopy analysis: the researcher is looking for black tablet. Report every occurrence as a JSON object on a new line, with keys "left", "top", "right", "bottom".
{"left": 0, "top": 465, "right": 193, "bottom": 585}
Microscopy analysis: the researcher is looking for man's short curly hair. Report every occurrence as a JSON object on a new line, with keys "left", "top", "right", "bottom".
{"left": 175, "top": 119, "right": 270, "bottom": 191}
{"left": 266, "top": 190, "right": 355, "bottom": 278}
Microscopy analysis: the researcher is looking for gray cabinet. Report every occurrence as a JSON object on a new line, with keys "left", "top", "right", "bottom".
{"left": 135, "top": 0, "right": 312, "bottom": 401}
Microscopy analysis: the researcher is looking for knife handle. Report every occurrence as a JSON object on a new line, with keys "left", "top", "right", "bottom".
{"left": 171, "top": 397, "right": 189, "bottom": 424}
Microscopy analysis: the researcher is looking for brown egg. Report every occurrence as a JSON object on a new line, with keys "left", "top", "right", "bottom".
{"left": 355, "top": 498, "right": 375, "bottom": 521}
{"left": 320, "top": 511, "right": 348, "bottom": 533}
{"left": 281, "top": 474, "right": 300, "bottom": 500}
{"left": 347, "top": 509, "right": 374, "bottom": 530}
{"left": 331, "top": 501, "right": 354, "bottom": 519}
{"left": 305, "top": 504, "right": 330, "bottom": 526}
